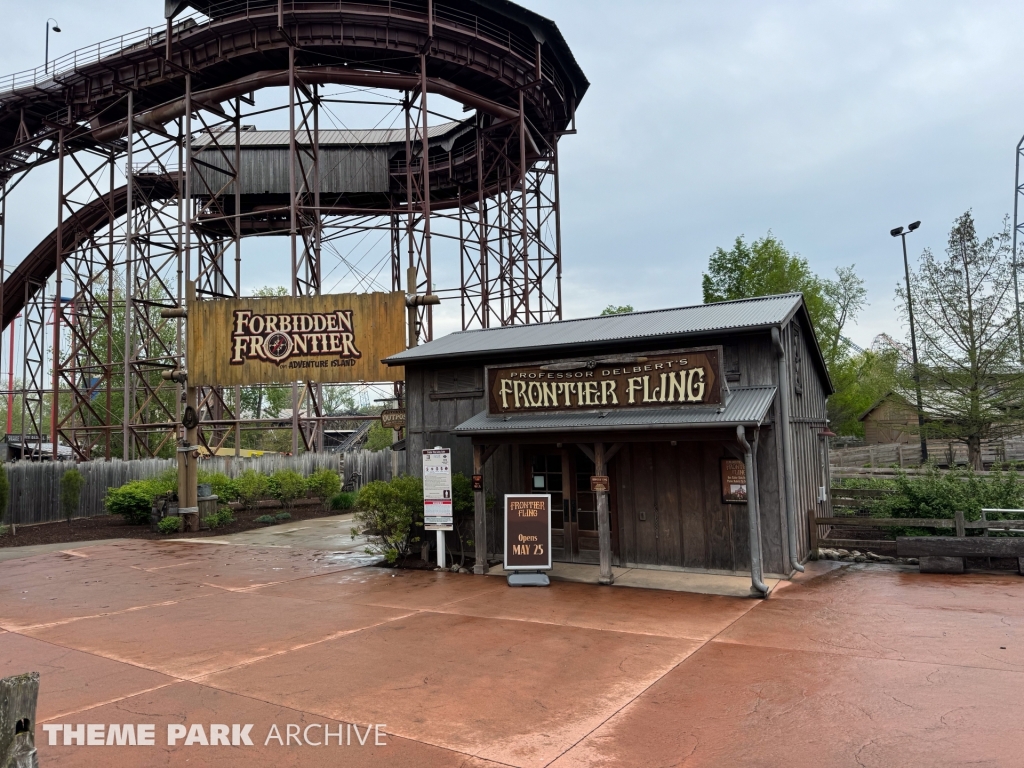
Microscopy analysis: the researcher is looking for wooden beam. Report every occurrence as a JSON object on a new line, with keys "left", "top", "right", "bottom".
{"left": 897, "top": 536, "right": 1024, "bottom": 558}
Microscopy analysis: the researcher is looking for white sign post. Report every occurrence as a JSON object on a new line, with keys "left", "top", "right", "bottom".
{"left": 422, "top": 447, "right": 453, "bottom": 568}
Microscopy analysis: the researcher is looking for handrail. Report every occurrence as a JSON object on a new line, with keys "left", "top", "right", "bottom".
{"left": 0, "top": 0, "right": 556, "bottom": 101}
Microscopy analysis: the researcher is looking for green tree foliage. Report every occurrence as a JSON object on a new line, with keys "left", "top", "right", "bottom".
{"left": 897, "top": 212, "right": 1024, "bottom": 469}
{"left": 306, "top": 468, "right": 342, "bottom": 509}
{"left": 364, "top": 420, "right": 394, "bottom": 451}
{"left": 702, "top": 232, "right": 871, "bottom": 435}
{"left": 600, "top": 305, "right": 634, "bottom": 315}
{"left": 826, "top": 349, "right": 900, "bottom": 437}
{"left": 60, "top": 468, "right": 85, "bottom": 524}
{"left": 701, "top": 233, "right": 865, "bottom": 369}
{"left": 353, "top": 475, "right": 424, "bottom": 564}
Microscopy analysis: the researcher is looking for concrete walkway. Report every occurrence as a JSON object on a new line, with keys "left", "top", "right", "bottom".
{"left": 1, "top": 540, "right": 1021, "bottom": 767}
{"left": 185, "top": 512, "right": 371, "bottom": 553}
{"left": 488, "top": 561, "right": 783, "bottom": 597}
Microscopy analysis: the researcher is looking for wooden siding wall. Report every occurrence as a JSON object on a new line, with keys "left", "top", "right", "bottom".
{"left": 403, "top": 319, "right": 830, "bottom": 572}
{"left": 783, "top": 318, "right": 831, "bottom": 563}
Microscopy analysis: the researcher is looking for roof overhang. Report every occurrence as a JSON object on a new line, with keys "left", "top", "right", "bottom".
{"left": 452, "top": 386, "right": 777, "bottom": 436}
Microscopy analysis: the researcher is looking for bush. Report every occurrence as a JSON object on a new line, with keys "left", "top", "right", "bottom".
{"left": 60, "top": 468, "right": 85, "bottom": 523}
{"left": 234, "top": 470, "right": 270, "bottom": 510}
{"left": 255, "top": 514, "right": 276, "bottom": 525}
{"left": 874, "top": 465, "right": 1024, "bottom": 523}
{"left": 106, "top": 483, "right": 157, "bottom": 525}
{"left": 158, "top": 516, "right": 182, "bottom": 534}
{"left": 307, "top": 469, "right": 341, "bottom": 509}
{"left": 271, "top": 470, "right": 306, "bottom": 509}
{"left": 330, "top": 491, "right": 356, "bottom": 511}
{"left": 353, "top": 475, "right": 424, "bottom": 564}
{"left": 0, "top": 524, "right": 9, "bottom": 537}
{"left": 105, "top": 470, "right": 178, "bottom": 524}
{"left": 203, "top": 508, "right": 235, "bottom": 529}
{"left": 198, "top": 470, "right": 237, "bottom": 502}
{"left": 274, "top": 512, "right": 291, "bottom": 521}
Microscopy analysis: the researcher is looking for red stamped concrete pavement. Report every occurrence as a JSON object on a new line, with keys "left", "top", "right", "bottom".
{"left": 0, "top": 542, "right": 1021, "bottom": 767}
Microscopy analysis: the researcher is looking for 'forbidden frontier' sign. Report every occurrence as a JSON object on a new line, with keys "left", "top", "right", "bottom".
{"left": 504, "top": 494, "right": 552, "bottom": 571}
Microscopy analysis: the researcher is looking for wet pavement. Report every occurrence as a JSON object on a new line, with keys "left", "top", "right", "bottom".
{"left": 1, "top": 541, "right": 1021, "bottom": 767}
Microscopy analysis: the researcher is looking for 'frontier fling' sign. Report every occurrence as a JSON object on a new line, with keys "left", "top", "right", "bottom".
{"left": 486, "top": 347, "right": 722, "bottom": 415}
{"left": 189, "top": 292, "right": 406, "bottom": 386}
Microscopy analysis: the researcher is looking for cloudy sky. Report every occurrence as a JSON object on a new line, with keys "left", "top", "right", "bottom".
{"left": 2, "top": 0, "right": 1024, "bottom": 349}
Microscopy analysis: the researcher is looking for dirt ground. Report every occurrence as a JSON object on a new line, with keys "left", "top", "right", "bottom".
{"left": 3, "top": 541, "right": 1023, "bottom": 767}
{"left": 0, "top": 503, "right": 343, "bottom": 548}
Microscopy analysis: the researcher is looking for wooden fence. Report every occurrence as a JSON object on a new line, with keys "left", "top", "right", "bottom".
{"left": 3, "top": 449, "right": 395, "bottom": 526}
{"left": 830, "top": 440, "right": 1024, "bottom": 469}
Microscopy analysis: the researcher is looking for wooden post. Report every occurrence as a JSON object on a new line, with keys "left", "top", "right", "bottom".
{"left": 473, "top": 444, "right": 487, "bottom": 575}
{"left": 807, "top": 507, "right": 819, "bottom": 558}
{"left": 955, "top": 510, "right": 965, "bottom": 538}
{"left": 0, "top": 671, "right": 38, "bottom": 768}
{"left": 595, "top": 441, "right": 613, "bottom": 585}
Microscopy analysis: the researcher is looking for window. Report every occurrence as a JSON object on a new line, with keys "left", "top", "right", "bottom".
{"left": 792, "top": 326, "right": 803, "bottom": 395}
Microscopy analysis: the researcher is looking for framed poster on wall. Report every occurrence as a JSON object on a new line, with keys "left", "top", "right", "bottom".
{"left": 720, "top": 458, "right": 748, "bottom": 504}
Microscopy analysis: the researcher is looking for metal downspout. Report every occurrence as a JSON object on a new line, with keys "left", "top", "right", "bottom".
{"left": 737, "top": 425, "right": 769, "bottom": 597}
{"left": 772, "top": 326, "right": 805, "bottom": 573}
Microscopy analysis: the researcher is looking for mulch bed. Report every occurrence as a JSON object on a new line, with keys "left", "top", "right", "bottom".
{"left": 0, "top": 503, "right": 343, "bottom": 549}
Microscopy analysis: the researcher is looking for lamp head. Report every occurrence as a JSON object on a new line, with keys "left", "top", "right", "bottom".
{"left": 890, "top": 226, "right": 904, "bottom": 237}
{"left": 53, "top": 25, "right": 61, "bottom": 32}
{"left": 908, "top": 220, "right": 921, "bottom": 231}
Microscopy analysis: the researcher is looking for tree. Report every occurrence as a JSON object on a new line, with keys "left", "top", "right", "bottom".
{"left": 702, "top": 232, "right": 870, "bottom": 435}
{"left": 702, "top": 233, "right": 864, "bottom": 369}
{"left": 896, "top": 211, "right": 1024, "bottom": 469}
{"left": 364, "top": 420, "right": 394, "bottom": 451}
{"left": 60, "top": 468, "right": 85, "bottom": 524}
{"left": 601, "top": 305, "right": 634, "bottom": 315}
{"left": 826, "top": 348, "right": 900, "bottom": 437}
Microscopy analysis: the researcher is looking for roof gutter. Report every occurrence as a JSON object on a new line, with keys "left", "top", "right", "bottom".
{"left": 772, "top": 326, "right": 804, "bottom": 574}
{"left": 736, "top": 425, "right": 769, "bottom": 597}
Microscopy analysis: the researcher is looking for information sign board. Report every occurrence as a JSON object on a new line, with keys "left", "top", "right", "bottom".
{"left": 504, "top": 494, "right": 552, "bottom": 571}
{"left": 423, "top": 448, "right": 453, "bottom": 531}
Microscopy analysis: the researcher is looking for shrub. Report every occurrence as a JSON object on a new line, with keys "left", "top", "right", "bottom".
{"left": 874, "top": 465, "right": 1024, "bottom": 524}
{"left": 306, "top": 469, "right": 341, "bottom": 509}
{"left": 271, "top": 470, "right": 306, "bottom": 509}
{"left": 60, "top": 468, "right": 85, "bottom": 524}
{"left": 198, "top": 470, "right": 237, "bottom": 502}
{"left": 330, "top": 491, "right": 356, "bottom": 511}
{"left": 158, "top": 516, "right": 182, "bottom": 534}
{"left": 203, "top": 508, "right": 235, "bottom": 529}
{"left": 353, "top": 475, "right": 424, "bottom": 564}
{"left": 255, "top": 514, "right": 276, "bottom": 525}
{"left": 0, "top": 524, "right": 9, "bottom": 537}
{"left": 274, "top": 512, "right": 291, "bottom": 521}
{"left": 234, "top": 470, "right": 270, "bottom": 510}
{"left": 106, "top": 483, "right": 157, "bottom": 525}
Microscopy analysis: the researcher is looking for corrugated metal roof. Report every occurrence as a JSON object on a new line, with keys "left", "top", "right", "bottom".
{"left": 193, "top": 121, "right": 468, "bottom": 149}
{"left": 451, "top": 386, "right": 777, "bottom": 434}
{"left": 387, "top": 294, "right": 805, "bottom": 364}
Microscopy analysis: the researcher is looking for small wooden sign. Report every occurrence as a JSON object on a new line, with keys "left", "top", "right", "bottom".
{"left": 471, "top": 474, "right": 484, "bottom": 491}
{"left": 381, "top": 408, "right": 406, "bottom": 430}
{"left": 590, "top": 475, "right": 610, "bottom": 492}
{"left": 504, "top": 494, "right": 552, "bottom": 571}
{"left": 720, "top": 458, "right": 748, "bottom": 504}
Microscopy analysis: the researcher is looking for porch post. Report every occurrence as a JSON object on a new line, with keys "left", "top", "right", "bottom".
{"left": 473, "top": 443, "right": 488, "bottom": 575}
{"left": 595, "top": 441, "right": 613, "bottom": 585}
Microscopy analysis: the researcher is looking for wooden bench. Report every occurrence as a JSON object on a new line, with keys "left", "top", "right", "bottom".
{"left": 895, "top": 536, "right": 1024, "bottom": 574}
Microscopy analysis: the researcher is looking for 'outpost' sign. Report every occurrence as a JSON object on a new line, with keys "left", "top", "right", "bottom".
{"left": 188, "top": 292, "right": 406, "bottom": 386}
{"left": 486, "top": 347, "right": 722, "bottom": 415}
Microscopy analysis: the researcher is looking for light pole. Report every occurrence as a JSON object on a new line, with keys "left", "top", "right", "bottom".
{"left": 45, "top": 19, "right": 61, "bottom": 75}
{"left": 891, "top": 221, "right": 928, "bottom": 463}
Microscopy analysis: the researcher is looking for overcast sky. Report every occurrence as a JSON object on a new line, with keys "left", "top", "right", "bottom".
{"left": 3, "top": 1, "right": 1024, "bottom": 349}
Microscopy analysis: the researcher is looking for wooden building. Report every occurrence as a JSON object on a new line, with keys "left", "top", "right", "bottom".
{"left": 385, "top": 294, "right": 834, "bottom": 595}
{"left": 858, "top": 392, "right": 918, "bottom": 445}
